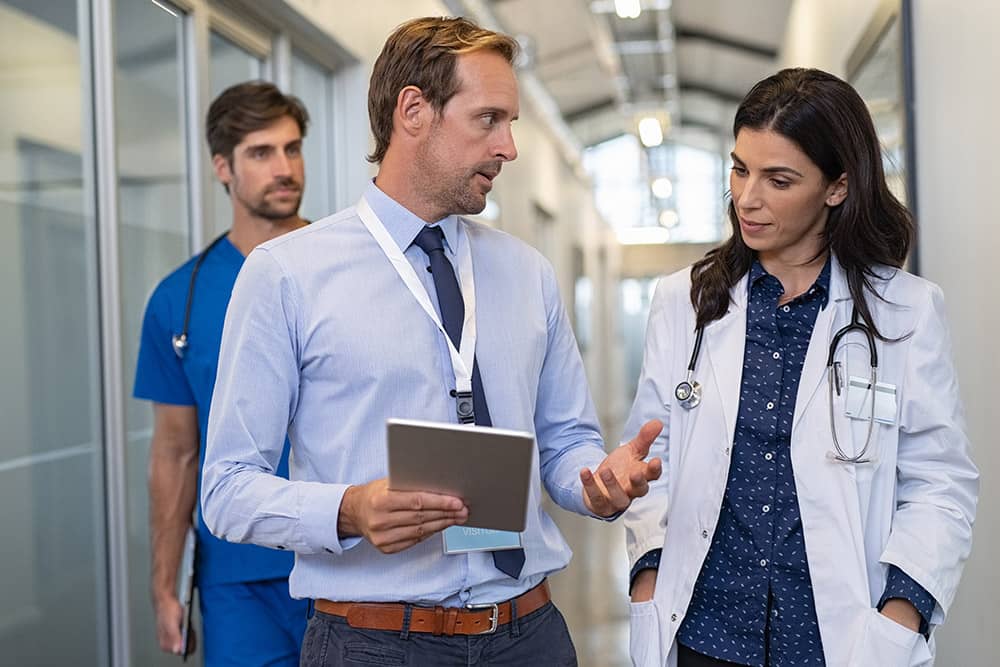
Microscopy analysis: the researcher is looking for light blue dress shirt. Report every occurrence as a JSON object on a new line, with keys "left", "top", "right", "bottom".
{"left": 202, "top": 182, "right": 608, "bottom": 607}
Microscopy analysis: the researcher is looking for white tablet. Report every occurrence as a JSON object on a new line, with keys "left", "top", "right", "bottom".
{"left": 386, "top": 418, "right": 535, "bottom": 532}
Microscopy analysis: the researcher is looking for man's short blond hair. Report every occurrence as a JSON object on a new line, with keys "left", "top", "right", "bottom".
{"left": 367, "top": 16, "right": 519, "bottom": 164}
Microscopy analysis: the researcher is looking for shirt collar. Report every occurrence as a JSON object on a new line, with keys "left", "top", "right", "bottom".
{"left": 363, "top": 180, "right": 460, "bottom": 256}
{"left": 748, "top": 254, "right": 832, "bottom": 308}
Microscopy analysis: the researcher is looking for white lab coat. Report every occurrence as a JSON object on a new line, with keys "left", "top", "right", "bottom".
{"left": 623, "top": 258, "right": 978, "bottom": 667}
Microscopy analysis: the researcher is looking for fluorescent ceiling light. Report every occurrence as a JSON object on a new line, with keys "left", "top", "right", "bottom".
{"left": 614, "top": 0, "right": 642, "bottom": 19}
{"left": 651, "top": 177, "right": 673, "bottom": 199}
{"left": 638, "top": 117, "right": 663, "bottom": 147}
{"left": 617, "top": 226, "right": 671, "bottom": 245}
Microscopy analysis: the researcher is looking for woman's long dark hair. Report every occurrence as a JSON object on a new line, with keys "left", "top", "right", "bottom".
{"left": 690, "top": 68, "right": 913, "bottom": 339}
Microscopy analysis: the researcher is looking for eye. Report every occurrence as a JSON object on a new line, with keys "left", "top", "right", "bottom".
{"left": 286, "top": 145, "right": 301, "bottom": 157}
{"left": 252, "top": 147, "right": 268, "bottom": 159}
{"left": 770, "top": 179, "right": 791, "bottom": 189}
{"left": 731, "top": 165, "right": 747, "bottom": 177}
{"left": 480, "top": 113, "right": 497, "bottom": 128}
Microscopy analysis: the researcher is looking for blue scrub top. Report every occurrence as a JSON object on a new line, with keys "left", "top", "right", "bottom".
{"left": 134, "top": 236, "right": 294, "bottom": 587}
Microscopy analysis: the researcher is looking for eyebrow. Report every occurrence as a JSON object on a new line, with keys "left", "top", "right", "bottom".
{"left": 731, "top": 153, "right": 804, "bottom": 178}
{"left": 242, "top": 139, "right": 302, "bottom": 153}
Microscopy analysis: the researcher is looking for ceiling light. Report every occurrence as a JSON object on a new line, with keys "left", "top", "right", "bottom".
{"left": 614, "top": 0, "right": 642, "bottom": 19}
{"left": 651, "top": 177, "right": 673, "bottom": 199}
{"left": 617, "top": 226, "right": 671, "bottom": 245}
{"left": 659, "top": 209, "right": 679, "bottom": 228}
{"left": 637, "top": 117, "right": 663, "bottom": 147}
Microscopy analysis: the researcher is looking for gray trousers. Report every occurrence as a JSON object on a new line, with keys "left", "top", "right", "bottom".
{"left": 300, "top": 601, "right": 577, "bottom": 667}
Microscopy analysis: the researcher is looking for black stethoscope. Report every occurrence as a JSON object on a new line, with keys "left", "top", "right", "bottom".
{"left": 171, "top": 232, "right": 229, "bottom": 359}
{"left": 675, "top": 306, "right": 879, "bottom": 463}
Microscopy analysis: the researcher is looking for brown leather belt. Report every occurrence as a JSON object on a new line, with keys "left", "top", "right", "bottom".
{"left": 314, "top": 580, "right": 550, "bottom": 636}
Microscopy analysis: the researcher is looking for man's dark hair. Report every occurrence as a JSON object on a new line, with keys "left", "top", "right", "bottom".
{"left": 206, "top": 81, "right": 309, "bottom": 162}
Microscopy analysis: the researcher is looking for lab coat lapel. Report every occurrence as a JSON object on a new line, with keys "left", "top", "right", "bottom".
{"left": 704, "top": 273, "right": 749, "bottom": 446}
{"left": 792, "top": 258, "right": 852, "bottom": 431}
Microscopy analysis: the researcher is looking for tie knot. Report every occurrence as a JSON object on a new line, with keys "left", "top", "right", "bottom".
{"left": 412, "top": 225, "right": 446, "bottom": 256}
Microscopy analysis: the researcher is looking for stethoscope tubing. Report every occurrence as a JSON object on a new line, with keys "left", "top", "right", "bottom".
{"left": 676, "top": 306, "right": 879, "bottom": 463}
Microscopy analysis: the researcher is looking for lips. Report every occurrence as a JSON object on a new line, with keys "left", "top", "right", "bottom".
{"left": 739, "top": 216, "right": 768, "bottom": 233}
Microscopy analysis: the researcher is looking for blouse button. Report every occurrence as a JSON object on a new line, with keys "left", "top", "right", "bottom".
{"left": 772, "top": 351, "right": 781, "bottom": 359}
{"left": 766, "top": 401, "right": 775, "bottom": 410}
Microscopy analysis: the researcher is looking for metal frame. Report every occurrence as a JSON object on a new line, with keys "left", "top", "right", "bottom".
{"left": 89, "top": 0, "right": 128, "bottom": 663}
{"left": 846, "top": 0, "right": 919, "bottom": 274}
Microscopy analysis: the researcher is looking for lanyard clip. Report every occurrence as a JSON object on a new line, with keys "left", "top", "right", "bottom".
{"left": 454, "top": 390, "right": 475, "bottom": 424}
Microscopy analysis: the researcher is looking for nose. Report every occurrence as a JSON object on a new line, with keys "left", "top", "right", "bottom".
{"left": 272, "top": 151, "right": 293, "bottom": 178}
{"left": 735, "top": 175, "right": 763, "bottom": 211}
{"left": 495, "top": 123, "right": 517, "bottom": 162}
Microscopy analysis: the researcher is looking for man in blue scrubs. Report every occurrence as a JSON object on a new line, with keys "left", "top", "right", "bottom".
{"left": 134, "top": 81, "right": 310, "bottom": 666}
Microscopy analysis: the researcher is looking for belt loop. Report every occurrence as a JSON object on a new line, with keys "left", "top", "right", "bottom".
{"left": 433, "top": 606, "right": 445, "bottom": 636}
{"left": 307, "top": 599, "right": 315, "bottom": 620}
{"left": 510, "top": 597, "right": 520, "bottom": 637}
{"left": 399, "top": 604, "right": 412, "bottom": 640}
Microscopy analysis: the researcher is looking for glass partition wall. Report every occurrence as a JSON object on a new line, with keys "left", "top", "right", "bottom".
{"left": 0, "top": 1, "right": 348, "bottom": 665}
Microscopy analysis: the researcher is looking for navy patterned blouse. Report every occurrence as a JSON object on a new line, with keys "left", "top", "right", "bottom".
{"left": 632, "top": 258, "right": 934, "bottom": 666}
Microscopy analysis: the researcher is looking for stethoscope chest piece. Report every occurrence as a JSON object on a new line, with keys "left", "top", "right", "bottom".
{"left": 675, "top": 378, "right": 702, "bottom": 409}
{"left": 172, "top": 333, "right": 189, "bottom": 359}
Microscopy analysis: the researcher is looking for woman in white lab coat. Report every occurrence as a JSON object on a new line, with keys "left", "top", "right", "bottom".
{"left": 623, "top": 68, "right": 978, "bottom": 667}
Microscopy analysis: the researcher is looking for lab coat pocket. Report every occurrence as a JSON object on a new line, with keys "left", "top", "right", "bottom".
{"left": 856, "top": 609, "right": 931, "bottom": 667}
{"left": 628, "top": 600, "right": 662, "bottom": 667}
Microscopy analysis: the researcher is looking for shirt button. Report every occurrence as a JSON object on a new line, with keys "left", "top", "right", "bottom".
{"left": 277, "top": 545, "right": 286, "bottom": 550}
{"left": 671, "top": 613, "right": 678, "bottom": 622}
{"left": 764, "top": 452, "right": 774, "bottom": 461}
{"left": 724, "top": 447, "right": 730, "bottom": 456}
{"left": 760, "top": 559, "right": 768, "bottom": 567}
{"left": 701, "top": 530, "right": 709, "bottom": 538}
{"left": 782, "top": 305, "right": 791, "bottom": 313}
{"left": 772, "top": 351, "right": 781, "bottom": 359}
{"left": 324, "top": 548, "right": 334, "bottom": 554}
{"left": 766, "top": 401, "right": 775, "bottom": 410}
{"left": 762, "top": 505, "right": 771, "bottom": 513}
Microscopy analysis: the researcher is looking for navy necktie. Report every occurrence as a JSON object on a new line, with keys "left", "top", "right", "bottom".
{"left": 412, "top": 225, "right": 525, "bottom": 579}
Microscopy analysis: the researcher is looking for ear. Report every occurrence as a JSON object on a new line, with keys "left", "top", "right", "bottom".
{"left": 213, "top": 154, "right": 233, "bottom": 188}
{"left": 395, "top": 85, "right": 432, "bottom": 138}
{"left": 826, "top": 173, "right": 848, "bottom": 207}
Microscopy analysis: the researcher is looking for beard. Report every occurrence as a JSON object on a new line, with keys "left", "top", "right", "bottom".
{"left": 414, "top": 132, "right": 500, "bottom": 218}
{"left": 235, "top": 176, "right": 303, "bottom": 221}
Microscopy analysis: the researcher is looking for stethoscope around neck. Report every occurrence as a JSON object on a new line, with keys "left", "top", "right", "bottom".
{"left": 675, "top": 306, "right": 879, "bottom": 464}
{"left": 171, "top": 232, "right": 229, "bottom": 359}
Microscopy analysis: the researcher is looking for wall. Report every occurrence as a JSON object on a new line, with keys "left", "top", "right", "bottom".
{"left": 780, "top": 0, "right": 995, "bottom": 662}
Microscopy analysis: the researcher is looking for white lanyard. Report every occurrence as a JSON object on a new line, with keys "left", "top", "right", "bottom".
{"left": 356, "top": 196, "right": 478, "bottom": 410}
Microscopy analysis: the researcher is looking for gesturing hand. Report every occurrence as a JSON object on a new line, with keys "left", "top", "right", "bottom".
{"left": 581, "top": 419, "right": 663, "bottom": 517}
{"left": 338, "top": 478, "right": 469, "bottom": 553}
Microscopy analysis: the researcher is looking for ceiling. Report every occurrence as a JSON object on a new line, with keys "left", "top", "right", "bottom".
{"left": 482, "top": 0, "right": 795, "bottom": 148}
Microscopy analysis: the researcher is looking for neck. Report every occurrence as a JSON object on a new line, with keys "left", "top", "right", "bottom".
{"left": 374, "top": 154, "right": 446, "bottom": 224}
{"left": 227, "top": 210, "right": 305, "bottom": 256}
{"left": 759, "top": 249, "right": 828, "bottom": 304}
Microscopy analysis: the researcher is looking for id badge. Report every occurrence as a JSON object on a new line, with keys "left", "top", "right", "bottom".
{"left": 442, "top": 526, "right": 523, "bottom": 554}
{"left": 844, "top": 376, "right": 897, "bottom": 425}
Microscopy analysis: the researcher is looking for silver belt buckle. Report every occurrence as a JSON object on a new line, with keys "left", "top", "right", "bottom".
{"left": 465, "top": 602, "right": 499, "bottom": 634}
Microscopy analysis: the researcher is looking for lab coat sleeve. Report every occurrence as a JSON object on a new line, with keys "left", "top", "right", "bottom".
{"left": 880, "top": 283, "right": 979, "bottom": 623}
{"left": 622, "top": 277, "right": 675, "bottom": 567}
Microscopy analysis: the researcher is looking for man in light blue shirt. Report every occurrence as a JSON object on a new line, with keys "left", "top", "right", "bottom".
{"left": 202, "top": 17, "right": 661, "bottom": 666}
